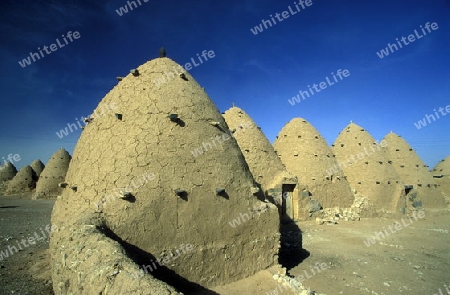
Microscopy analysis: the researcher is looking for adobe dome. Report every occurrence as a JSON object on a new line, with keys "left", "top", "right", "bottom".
{"left": 432, "top": 156, "right": 450, "bottom": 176}
{"left": 432, "top": 156, "right": 450, "bottom": 205}
{"left": 6, "top": 165, "right": 37, "bottom": 195}
{"left": 332, "top": 123, "right": 405, "bottom": 215}
{"left": 0, "top": 162, "right": 17, "bottom": 182}
{"left": 273, "top": 118, "right": 354, "bottom": 213}
{"left": 30, "top": 159, "right": 45, "bottom": 178}
{"left": 383, "top": 133, "right": 445, "bottom": 208}
{"left": 223, "top": 106, "right": 298, "bottom": 220}
{"left": 50, "top": 57, "right": 280, "bottom": 294}
{"left": 34, "top": 148, "right": 71, "bottom": 199}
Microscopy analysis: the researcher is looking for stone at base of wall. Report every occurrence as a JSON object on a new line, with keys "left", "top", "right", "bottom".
{"left": 267, "top": 265, "right": 318, "bottom": 295}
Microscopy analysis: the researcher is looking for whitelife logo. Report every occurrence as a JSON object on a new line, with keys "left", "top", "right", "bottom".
{"left": 265, "top": 262, "right": 329, "bottom": 295}
{"left": 288, "top": 69, "right": 350, "bottom": 106}
{"left": 0, "top": 224, "right": 57, "bottom": 261}
{"left": 250, "top": 0, "right": 313, "bottom": 35}
{"left": 228, "top": 205, "right": 270, "bottom": 228}
{"left": 363, "top": 210, "right": 425, "bottom": 247}
{"left": 433, "top": 283, "right": 450, "bottom": 295}
{"left": 376, "top": 22, "right": 439, "bottom": 59}
{"left": 414, "top": 104, "right": 450, "bottom": 130}
{"left": 190, "top": 120, "right": 254, "bottom": 158}
{"left": 115, "top": 0, "right": 149, "bottom": 16}
{"left": 0, "top": 153, "right": 21, "bottom": 166}
{"left": 55, "top": 102, "right": 118, "bottom": 139}
{"left": 325, "top": 139, "right": 388, "bottom": 176}
{"left": 153, "top": 50, "right": 215, "bottom": 87}
{"left": 131, "top": 244, "right": 194, "bottom": 279}
{"left": 18, "top": 31, "right": 81, "bottom": 68}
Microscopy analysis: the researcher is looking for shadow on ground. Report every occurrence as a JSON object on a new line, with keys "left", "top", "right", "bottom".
{"left": 278, "top": 219, "right": 310, "bottom": 271}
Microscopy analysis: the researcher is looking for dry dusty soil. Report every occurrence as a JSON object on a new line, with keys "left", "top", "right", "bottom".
{"left": 0, "top": 194, "right": 449, "bottom": 295}
{"left": 288, "top": 210, "right": 450, "bottom": 295}
{"left": 0, "top": 194, "right": 54, "bottom": 295}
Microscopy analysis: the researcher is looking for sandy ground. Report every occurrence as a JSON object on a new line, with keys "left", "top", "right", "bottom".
{"left": 0, "top": 194, "right": 54, "bottom": 295}
{"left": 291, "top": 210, "right": 450, "bottom": 295}
{"left": 0, "top": 194, "right": 449, "bottom": 295}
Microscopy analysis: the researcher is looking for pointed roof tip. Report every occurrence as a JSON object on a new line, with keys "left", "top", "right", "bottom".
{"left": 224, "top": 105, "right": 244, "bottom": 113}
{"left": 343, "top": 121, "right": 364, "bottom": 130}
{"left": 57, "top": 147, "right": 69, "bottom": 153}
{"left": 289, "top": 117, "right": 309, "bottom": 124}
{"left": 159, "top": 47, "right": 166, "bottom": 58}
{"left": 383, "top": 130, "right": 394, "bottom": 137}
{"left": 3, "top": 161, "right": 16, "bottom": 168}
{"left": 333, "top": 121, "right": 373, "bottom": 144}
{"left": 382, "top": 132, "right": 403, "bottom": 141}
{"left": 275, "top": 117, "right": 323, "bottom": 138}
{"left": 52, "top": 147, "right": 72, "bottom": 160}
{"left": 31, "top": 159, "right": 45, "bottom": 168}
{"left": 275, "top": 117, "right": 313, "bottom": 132}
{"left": 140, "top": 56, "right": 187, "bottom": 72}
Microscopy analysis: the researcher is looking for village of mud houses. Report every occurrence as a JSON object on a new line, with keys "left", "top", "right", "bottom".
{"left": 1, "top": 1, "right": 449, "bottom": 294}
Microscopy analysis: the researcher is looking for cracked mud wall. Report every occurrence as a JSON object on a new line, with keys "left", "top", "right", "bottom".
{"left": 50, "top": 57, "right": 280, "bottom": 293}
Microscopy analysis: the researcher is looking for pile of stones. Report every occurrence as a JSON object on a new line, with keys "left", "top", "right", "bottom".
{"left": 315, "top": 194, "right": 368, "bottom": 225}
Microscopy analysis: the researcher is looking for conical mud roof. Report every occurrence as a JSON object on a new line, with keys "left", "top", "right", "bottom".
{"left": 332, "top": 123, "right": 405, "bottom": 214}
{"left": 222, "top": 107, "right": 296, "bottom": 191}
{"left": 0, "top": 162, "right": 18, "bottom": 182}
{"left": 30, "top": 159, "right": 45, "bottom": 178}
{"left": 6, "top": 165, "right": 36, "bottom": 195}
{"left": 432, "top": 156, "right": 450, "bottom": 205}
{"left": 223, "top": 106, "right": 298, "bottom": 219}
{"left": 432, "top": 156, "right": 450, "bottom": 176}
{"left": 383, "top": 133, "right": 445, "bottom": 207}
{"left": 273, "top": 118, "right": 354, "bottom": 209}
{"left": 34, "top": 148, "right": 71, "bottom": 199}
{"left": 51, "top": 57, "right": 280, "bottom": 293}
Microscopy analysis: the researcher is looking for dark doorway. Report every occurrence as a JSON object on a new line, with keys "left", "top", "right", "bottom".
{"left": 281, "top": 184, "right": 295, "bottom": 223}
{"left": 404, "top": 185, "right": 413, "bottom": 195}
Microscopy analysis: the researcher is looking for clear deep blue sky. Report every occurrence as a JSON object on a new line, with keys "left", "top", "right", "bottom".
{"left": 0, "top": 0, "right": 449, "bottom": 170}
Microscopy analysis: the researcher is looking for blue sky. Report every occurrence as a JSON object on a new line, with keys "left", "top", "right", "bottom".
{"left": 0, "top": 0, "right": 449, "bottom": 170}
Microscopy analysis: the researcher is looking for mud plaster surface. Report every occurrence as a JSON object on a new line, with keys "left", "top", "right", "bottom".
{"left": 50, "top": 57, "right": 280, "bottom": 294}
{"left": 34, "top": 148, "right": 71, "bottom": 199}
{"left": 274, "top": 118, "right": 354, "bottom": 210}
